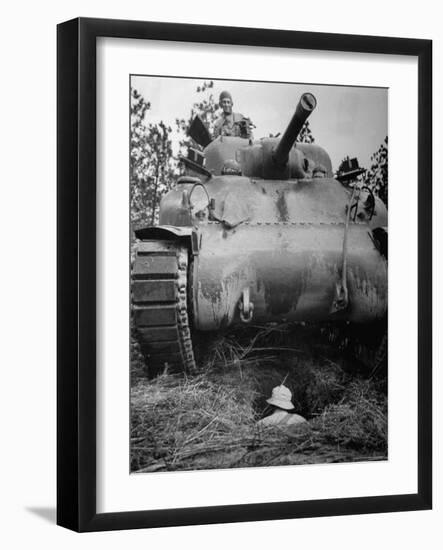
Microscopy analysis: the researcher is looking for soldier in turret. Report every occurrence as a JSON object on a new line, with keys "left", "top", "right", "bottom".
{"left": 213, "top": 91, "right": 253, "bottom": 139}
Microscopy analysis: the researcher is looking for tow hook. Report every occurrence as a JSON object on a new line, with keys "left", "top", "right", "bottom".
{"left": 239, "top": 287, "right": 254, "bottom": 323}
{"left": 331, "top": 281, "right": 349, "bottom": 313}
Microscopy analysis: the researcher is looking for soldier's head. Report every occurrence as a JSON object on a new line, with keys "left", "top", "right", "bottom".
{"left": 219, "top": 91, "right": 233, "bottom": 115}
{"left": 266, "top": 385, "right": 294, "bottom": 411}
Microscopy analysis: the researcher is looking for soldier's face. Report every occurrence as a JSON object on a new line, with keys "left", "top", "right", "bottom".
{"left": 220, "top": 98, "right": 233, "bottom": 115}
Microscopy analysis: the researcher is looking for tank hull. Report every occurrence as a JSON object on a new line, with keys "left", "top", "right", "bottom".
{"left": 193, "top": 221, "right": 387, "bottom": 330}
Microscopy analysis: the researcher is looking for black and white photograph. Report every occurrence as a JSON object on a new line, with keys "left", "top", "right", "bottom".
{"left": 0, "top": 0, "right": 436, "bottom": 541}
{"left": 130, "top": 76, "right": 389, "bottom": 473}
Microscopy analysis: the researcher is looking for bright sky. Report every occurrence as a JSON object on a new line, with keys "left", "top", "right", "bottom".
{"left": 131, "top": 75, "right": 387, "bottom": 171}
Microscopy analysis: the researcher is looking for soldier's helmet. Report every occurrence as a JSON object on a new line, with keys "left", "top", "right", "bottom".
{"left": 266, "top": 385, "right": 294, "bottom": 410}
{"left": 219, "top": 90, "right": 233, "bottom": 104}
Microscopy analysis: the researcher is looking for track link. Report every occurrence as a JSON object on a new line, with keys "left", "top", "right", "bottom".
{"left": 132, "top": 240, "right": 196, "bottom": 373}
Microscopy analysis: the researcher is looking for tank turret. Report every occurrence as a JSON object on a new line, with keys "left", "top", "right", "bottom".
{"left": 202, "top": 92, "right": 331, "bottom": 180}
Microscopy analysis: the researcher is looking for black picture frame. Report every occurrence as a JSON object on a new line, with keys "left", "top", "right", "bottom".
{"left": 57, "top": 17, "right": 432, "bottom": 532}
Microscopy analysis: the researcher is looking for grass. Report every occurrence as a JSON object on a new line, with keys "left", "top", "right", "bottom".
{"left": 130, "top": 324, "right": 387, "bottom": 472}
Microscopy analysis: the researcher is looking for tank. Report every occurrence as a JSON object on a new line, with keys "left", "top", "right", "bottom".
{"left": 131, "top": 93, "right": 388, "bottom": 372}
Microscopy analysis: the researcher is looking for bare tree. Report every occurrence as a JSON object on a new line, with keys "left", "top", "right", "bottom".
{"left": 130, "top": 88, "right": 175, "bottom": 227}
{"left": 364, "top": 137, "right": 388, "bottom": 206}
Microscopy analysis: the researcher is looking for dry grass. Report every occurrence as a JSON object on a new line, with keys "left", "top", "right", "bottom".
{"left": 312, "top": 380, "right": 387, "bottom": 451}
{"left": 130, "top": 324, "right": 387, "bottom": 472}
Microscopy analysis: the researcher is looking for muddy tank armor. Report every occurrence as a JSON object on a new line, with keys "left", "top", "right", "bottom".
{"left": 132, "top": 93, "right": 388, "bottom": 372}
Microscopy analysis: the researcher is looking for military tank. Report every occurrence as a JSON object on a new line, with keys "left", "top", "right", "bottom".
{"left": 131, "top": 93, "right": 388, "bottom": 372}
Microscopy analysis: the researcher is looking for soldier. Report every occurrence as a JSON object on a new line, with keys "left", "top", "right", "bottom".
{"left": 213, "top": 91, "right": 253, "bottom": 139}
{"left": 257, "top": 385, "right": 306, "bottom": 428}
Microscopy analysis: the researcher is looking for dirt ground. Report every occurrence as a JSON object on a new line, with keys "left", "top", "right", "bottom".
{"left": 130, "top": 324, "right": 387, "bottom": 473}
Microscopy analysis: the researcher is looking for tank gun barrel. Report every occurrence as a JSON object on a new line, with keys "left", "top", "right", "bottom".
{"left": 273, "top": 92, "right": 317, "bottom": 167}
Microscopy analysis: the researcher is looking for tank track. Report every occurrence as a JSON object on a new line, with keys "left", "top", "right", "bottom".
{"left": 131, "top": 240, "right": 196, "bottom": 373}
